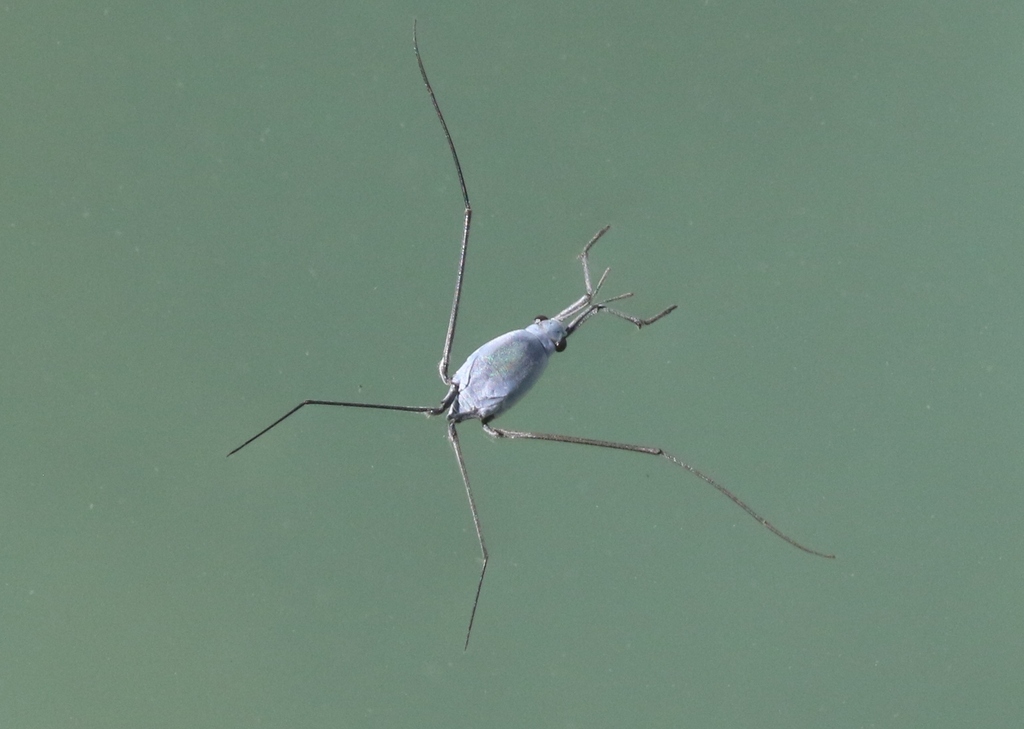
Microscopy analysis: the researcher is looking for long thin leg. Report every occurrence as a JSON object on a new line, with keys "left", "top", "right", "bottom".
{"left": 482, "top": 424, "right": 835, "bottom": 559}
{"left": 227, "top": 400, "right": 444, "bottom": 456}
{"left": 414, "top": 22, "right": 472, "bottom": 385}
{"left": 447, "top": 421, "right": 488, "bottom": 649}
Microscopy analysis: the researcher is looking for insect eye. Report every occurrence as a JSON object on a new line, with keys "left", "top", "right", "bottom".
{"left": 555, "top": 338, "right": 567, "bottom": 353}
{"left": 534, "top": 315, "right": 549, "bottom": 322}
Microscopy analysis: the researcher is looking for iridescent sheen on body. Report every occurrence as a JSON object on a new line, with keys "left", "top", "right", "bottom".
{"left": 448, "top": 318, "right": 566, "bottom": 423}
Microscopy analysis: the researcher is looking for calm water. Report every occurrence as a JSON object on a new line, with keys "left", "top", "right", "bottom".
{"left": 2, "top": 2, "right": 1022, "bottom": 727}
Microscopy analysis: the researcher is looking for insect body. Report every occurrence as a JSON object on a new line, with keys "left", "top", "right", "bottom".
{"left": 229, "top": 23, "right": 834, "bottom": 650}
{"left": 447, "top": 318, "right": 565, "bottom": 423}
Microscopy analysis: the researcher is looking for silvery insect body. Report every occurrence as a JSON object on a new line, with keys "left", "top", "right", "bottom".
{"left": 447, "top": 319, "right": 564, "bottom": 423}
{"left": 229, "top": 23, "right": 834, "bottom": 650}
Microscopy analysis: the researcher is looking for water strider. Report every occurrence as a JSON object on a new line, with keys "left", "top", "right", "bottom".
{"left": 229, "top": 23, "right": 835, "bottom": 649}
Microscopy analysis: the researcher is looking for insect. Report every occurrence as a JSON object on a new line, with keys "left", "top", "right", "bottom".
{"left": 229, "top": 23, "right": 835, "bottom": 649}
